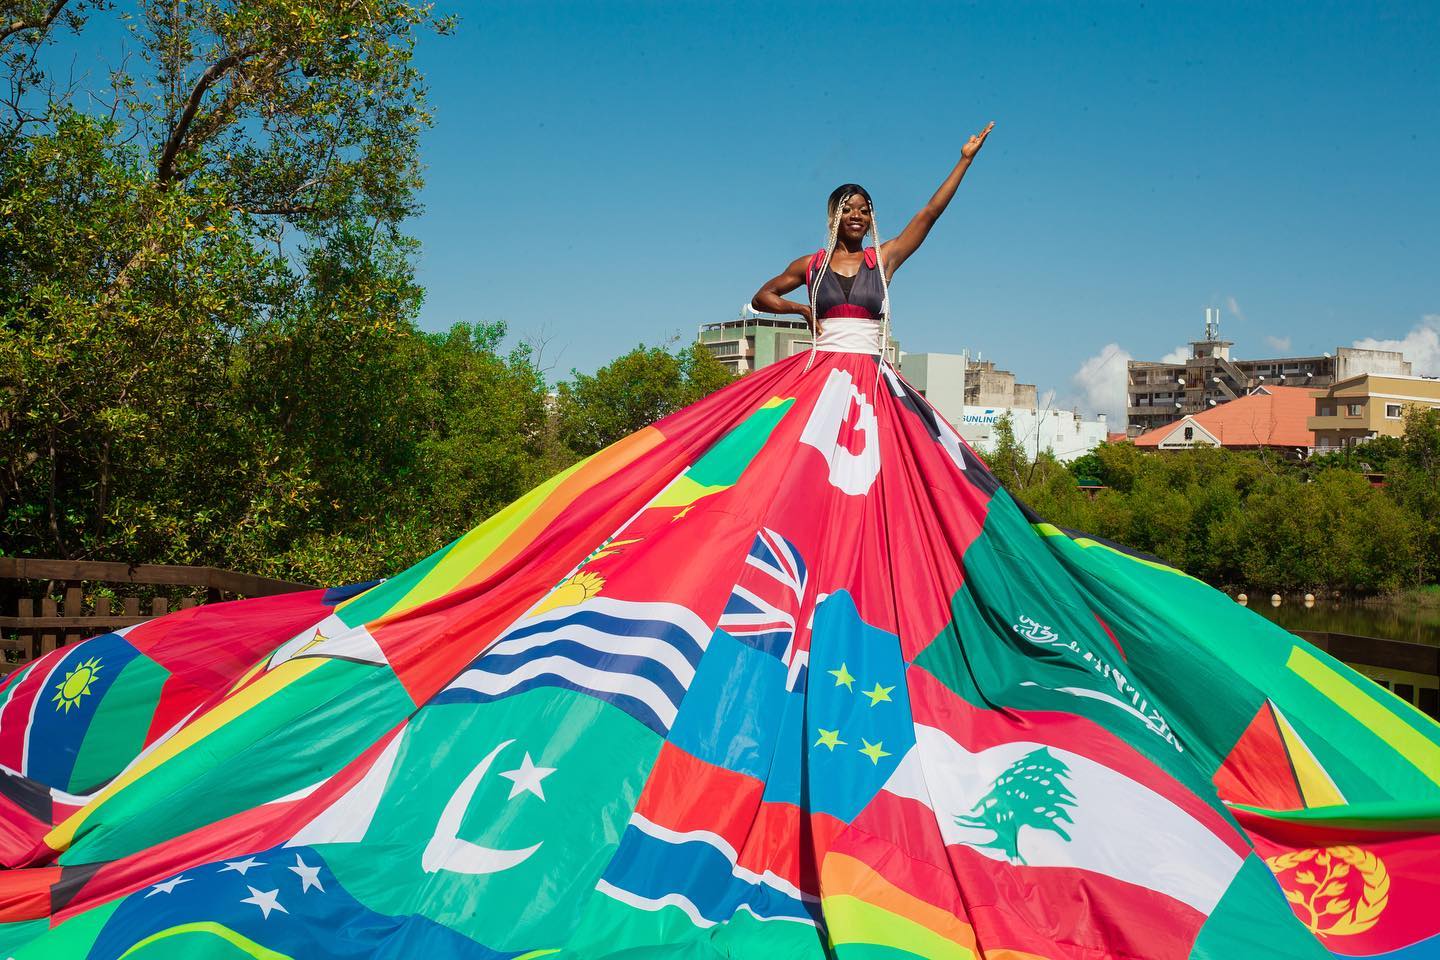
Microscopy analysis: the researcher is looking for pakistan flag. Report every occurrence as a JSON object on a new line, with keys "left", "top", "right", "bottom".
{"left": 312, "top": 688, "right": 661, "bottom": 953}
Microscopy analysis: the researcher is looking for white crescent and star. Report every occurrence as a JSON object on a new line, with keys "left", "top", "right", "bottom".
{"left": 422, "top": 738, "right": 557, "bottom": 876}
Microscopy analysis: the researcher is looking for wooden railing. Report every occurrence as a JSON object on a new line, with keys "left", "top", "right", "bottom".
{"left": 1297, "top": 629, "right": 1440, "bottom": 719}
{"left": 0, "top": 558, "right": 313, "bottom": 671}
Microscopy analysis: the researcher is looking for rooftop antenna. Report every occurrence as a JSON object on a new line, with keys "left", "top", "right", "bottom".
{"left": 1204, "top": 307, "right": 1220, "bottom": 342}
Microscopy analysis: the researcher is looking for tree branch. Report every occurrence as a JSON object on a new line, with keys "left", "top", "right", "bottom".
{"left": 0, "top": 0, "right": 70, "bottom": 45}
{"left": 156, "top": 43, "right": 262, "bottom": 183}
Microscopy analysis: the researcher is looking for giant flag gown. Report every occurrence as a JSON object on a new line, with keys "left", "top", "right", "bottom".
{"left": 0, "top": 253, "right": 1439, "bottom": 959}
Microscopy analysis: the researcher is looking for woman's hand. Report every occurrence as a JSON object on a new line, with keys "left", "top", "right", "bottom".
{"left": 962, "top": 121, "right": 995, "bottom": 160}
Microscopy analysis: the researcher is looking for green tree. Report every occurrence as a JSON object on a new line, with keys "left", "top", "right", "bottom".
{"left": 1385, "top": 407, "right": 1440, "bottom": 582}
{"left": 555, "top": 342, "right": 734, "bottom": 456}
{"left": 984, "top": 414, "right": 1028, "bottom": 490}
{"left": 0, "top": 0, "right": 454, "bottom": 580}
{"left": 954, "top": 747, "right": 1076, "bottom": 864}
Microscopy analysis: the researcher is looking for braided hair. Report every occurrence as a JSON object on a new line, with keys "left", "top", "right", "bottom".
{"left": 805, "top": 185, "right": 893, "bottom": 372}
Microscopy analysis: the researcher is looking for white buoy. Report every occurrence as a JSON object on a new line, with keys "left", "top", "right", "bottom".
{"left": 1270, "top": 594, "right": 1282, "bottom": 606}
{"left": 1236, "top": 593, "right": 1248, "bottom": 606}
{"left": 1304, "top": 593, "right": 1315, "bottom": 603}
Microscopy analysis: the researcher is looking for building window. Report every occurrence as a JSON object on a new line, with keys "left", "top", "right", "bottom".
{"left": 1386, "top": 403, "right": 1403, "bottom": 419}
{"left": 1183, "top": 426, "right": 1194, "bottom": 440}
{"left": 1317, "top": 405, "right": 1332, "bottom": 416}
{"left": 1345, "top": 403, "right": 1364, "bottom": 417}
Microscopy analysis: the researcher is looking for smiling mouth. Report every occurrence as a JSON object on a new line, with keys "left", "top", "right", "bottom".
{"left": 846, "top": 220, "right": 864, "bottom": 230}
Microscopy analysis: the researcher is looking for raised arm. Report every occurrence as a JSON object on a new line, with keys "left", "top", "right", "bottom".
{"left": 751, "top": 253, "right": 816, "bottom": 329}
{"left": 880, "top": 121, "right": 994, "bottom": 277}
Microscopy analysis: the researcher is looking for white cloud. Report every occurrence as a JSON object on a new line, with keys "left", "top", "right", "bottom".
{"left": 1264, "top": 335, "right": 1292, "bottom": 352}
{"left": 1226, "top": 296, "right": 1246, "bottom": 322}
{"left": 1160, "top": 344, "right": 1190, "bottom": 364}
{"left": 1352, "top": 315, "right": 1440, "bottom": 377}
{"left": 1070, "top": 343, "right": 1132, "bottom": 424}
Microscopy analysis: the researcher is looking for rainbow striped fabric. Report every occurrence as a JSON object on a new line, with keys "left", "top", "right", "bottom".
{"left": 0, "top": 350, "right": 1436, "bottom": 959}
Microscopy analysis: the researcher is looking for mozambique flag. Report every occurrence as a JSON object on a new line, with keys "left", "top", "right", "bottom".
{"left": 0, "top": 352, "right": 1435, "bottom": 959}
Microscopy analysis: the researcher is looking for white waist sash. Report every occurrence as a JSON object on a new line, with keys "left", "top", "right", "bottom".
{"left": 815, "top": 318, "right": 883, "bottom": 355}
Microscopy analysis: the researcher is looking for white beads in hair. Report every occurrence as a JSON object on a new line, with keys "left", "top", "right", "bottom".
{"left": 804, "top": 191, "right": 895, "bottom": 378}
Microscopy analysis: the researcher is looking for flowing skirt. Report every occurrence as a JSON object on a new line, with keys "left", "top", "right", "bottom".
{"left": 0, "top": 348, "right": 1436, "bottom": 959}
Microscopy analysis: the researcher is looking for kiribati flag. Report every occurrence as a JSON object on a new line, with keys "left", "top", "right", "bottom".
{"left": 432, "top": 596, "right": 711, "bottom": 736}
{"left": 718, "top": 528, "right": 808, "bottom": 679}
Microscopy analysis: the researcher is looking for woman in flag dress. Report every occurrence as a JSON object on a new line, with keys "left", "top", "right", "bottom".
{"left": 750, "top": 121, "right": 995, "bottom": 360}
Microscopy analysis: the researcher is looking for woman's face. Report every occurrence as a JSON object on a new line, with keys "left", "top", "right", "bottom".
{"left": 837, "top": 194, "right": 872, "bottom": 242}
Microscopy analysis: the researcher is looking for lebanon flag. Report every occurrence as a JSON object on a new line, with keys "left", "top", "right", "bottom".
{"left": 844, "top": 666, "right": 1250, "bottom": 960}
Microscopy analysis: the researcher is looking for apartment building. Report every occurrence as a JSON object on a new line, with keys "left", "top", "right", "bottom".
{"left": 1308, "top": 374, "right": 1440, "bottom": 452}
{"left": 1127, "top": 310, "right": 1410, "bottom": 435}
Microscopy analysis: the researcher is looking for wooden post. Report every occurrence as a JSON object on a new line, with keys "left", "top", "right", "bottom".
{"left": 16, "top": 599, "right": 34, "bottom": 663}
{"left": 122, "top": 596, "right": 140, "bottom": 619}
{"left": 150, "top": 597, "right": 168, "bottom": 618}
{"left": 40, "top": 598, "right": 58, "bottom": 655}
{"left": 63, "top": 583, "right": 83, "bottom": 647}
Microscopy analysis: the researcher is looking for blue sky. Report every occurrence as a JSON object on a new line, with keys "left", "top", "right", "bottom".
{"left": 409, "top": 1, "right": 1439, "bottom": 419}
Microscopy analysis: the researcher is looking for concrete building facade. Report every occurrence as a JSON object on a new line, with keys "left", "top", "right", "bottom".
{"left": 698, "top": 312, "right": 901, "bottom": 374}
{"left": 901, "top": 352, "right": 1108, "bottom": 463}
{"left": 956, "top": 406, "right": 1110, "bottom": 463}
{"left": 1126, "top": 310, "right": 1411, "bottom": 436}
{"left": 1308, "top": 374, "right": 1440, "bottom": 452}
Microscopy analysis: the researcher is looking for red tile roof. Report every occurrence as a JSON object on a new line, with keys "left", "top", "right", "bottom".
{"left": 1134, "top": 386, "right": 1318, "bottom": 449}
{"left": 1106, "top": 431, "right": 1129, "bottom": 444}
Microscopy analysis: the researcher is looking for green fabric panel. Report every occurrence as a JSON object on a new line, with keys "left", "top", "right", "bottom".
{"left": 1032, "top": 519, "right": 1440, "bottom": 800}
{"left": 831, "top": 945, "right": 927, "bottom": 960}
{"left": 323, "top": 689, "right": 661, "bottom": 953}
{"left": 5, "top": 899, "right": 119, "bottom": 958}
{"left": 60, "top": 661, "right": 412, "bottom": 865}
{"left": 913, "top": 491, "right": 1229, "bottom": 814}
{"left": 686, "top": 399, "right": 793, "bottom": 487}
{"left": 67, "top": 653, "right": 169, "bottom": 795}
{"left": 1189, "top": 854, "right": 1328, "bottom": 959}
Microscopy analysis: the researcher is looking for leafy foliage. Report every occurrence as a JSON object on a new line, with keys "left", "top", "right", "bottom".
{"left": 1011, "top": 421, "right": 1439, "bottom": 594}
{"left": 555, "top": 343, "right": 735, "bottom": 456}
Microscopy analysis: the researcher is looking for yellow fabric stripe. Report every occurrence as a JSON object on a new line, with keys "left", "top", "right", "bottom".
{"left": 1286, "top": 646, "right": 1440, "bottom": 789}
{"left": 374, "top": 427, "right": 665, "bottom": 616}
{"left": 1032, "top": 523, "right": 1200, "bottom": 581}
{"left": 823, "top": 854, "right": 976, "bottom": 950}
{"left": 1271, "top": 704, "right": 1346, "bottom": 807}
{"left": 647, "top": 474, "right": 728, "bottom": 509}
{"left": 225, "top": 657, "right": 268, "bottom": 697}
{"left": 46, "top": 658, "right": 325, "bottom": 850}
{"left": 823, "top": 894, "right": 974, "bottom": 960}
{"left": 118, "top": 922, "right": 292, "bottom": 960}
